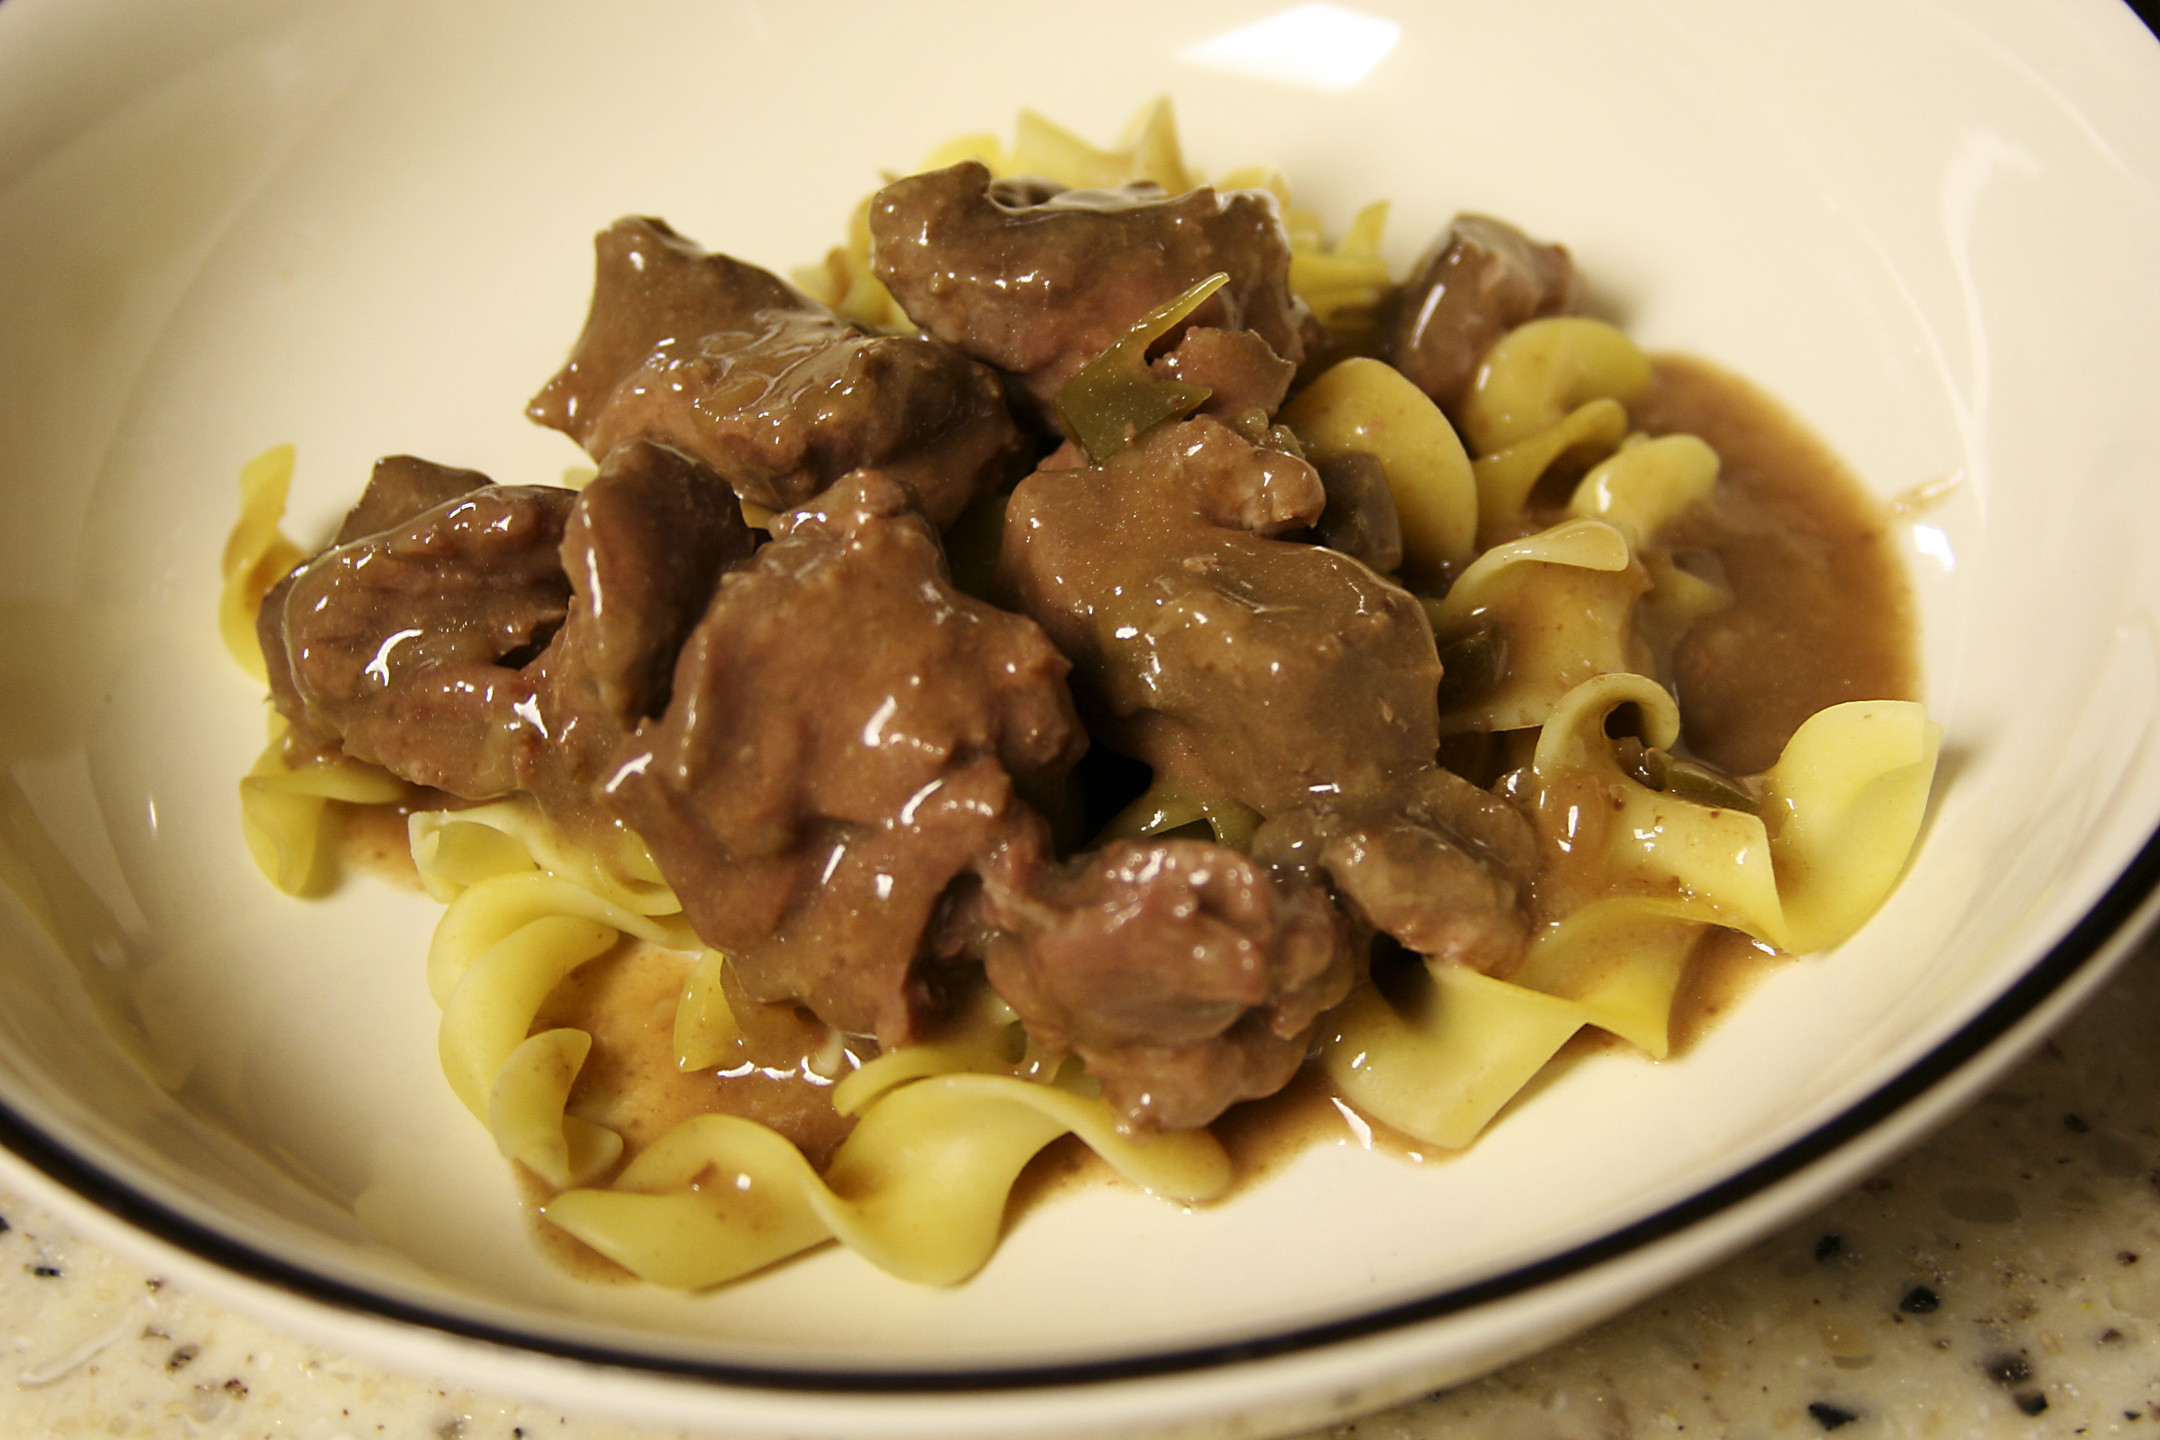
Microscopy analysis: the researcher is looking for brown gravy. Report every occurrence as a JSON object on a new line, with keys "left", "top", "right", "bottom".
{"left": 1640, "top": 355, "right": 1918, "bottom": 773}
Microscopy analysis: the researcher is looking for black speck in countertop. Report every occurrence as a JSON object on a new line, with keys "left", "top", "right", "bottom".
{"left": 222, "top": 1378, "right": 248, "bottom": 1400}
{"left": 2122, "top": 1251, "right": 2142, "bottom": 1266}
{"left": 2015, "top": 1391, "right": 2049, "bottom": 1416}
{"left": 1814, "top": 1233, "right": 1844, "bottom": 1262}
{"left": 28, "top": 1264, "right": 60, "bottom": 1279}
{"left": 1898, "top": 1284, "right": 1941, "bottom": 1314}
{"left": 0, "top": 1212, "right": 12, "bottom": 1234}
{"left": 1809, "top": 1402, "right": 1859, "bottom": 1430}
{"left": 166, "top": 1345, "right": 198, "bottom": 1373}
{"left": 2066, "top": 1112, "right": 2092, "bottom": 1133}
{"left": 1985, "top": 1353, "right": 2035, "bottom": 1388}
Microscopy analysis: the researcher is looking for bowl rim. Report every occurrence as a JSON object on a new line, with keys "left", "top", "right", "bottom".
{"left": 3, "top": 817, "right": 2156, "bottom": 1395}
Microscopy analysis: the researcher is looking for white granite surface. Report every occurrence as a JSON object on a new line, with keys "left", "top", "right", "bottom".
{"left": 7, "top": 935, "right": 2160, "bottom": 1440}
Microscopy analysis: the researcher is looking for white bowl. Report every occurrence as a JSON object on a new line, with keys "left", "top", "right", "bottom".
{"left": 5, "top": 1, "right": 2160, "bottom": 1435}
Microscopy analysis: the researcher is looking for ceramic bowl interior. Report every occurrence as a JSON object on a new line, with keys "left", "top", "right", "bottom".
{"left": 4, "top": 0, "right": 2160, "bottom": 1428}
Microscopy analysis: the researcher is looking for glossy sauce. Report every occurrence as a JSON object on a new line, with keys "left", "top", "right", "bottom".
{"left": 1640, "top": 355, "right": 1917, "bottom": 773}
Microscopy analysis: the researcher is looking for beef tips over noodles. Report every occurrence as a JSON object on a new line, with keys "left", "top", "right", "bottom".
{"left": 230, "top": 106, "right": 1929, "bottom": 1292}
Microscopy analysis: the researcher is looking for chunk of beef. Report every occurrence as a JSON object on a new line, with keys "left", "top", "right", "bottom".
{"left": 998, "top": 415, "right": 1440, "bottom": 817}
{"left": 870, "top": 162, "right": 1312, "bottom": 421}
{"left": 983, "top": 838, "right": 1359, "bottom": 1132}
{"left": 258, "top": 457, "right": 500, "bottom": 746}
{"left": 1253, "top": 768, "right": 1537, "bottom": 973}
{"left": 265, "top": 485, "right": 574, "bottom": 797}
{"left": 1385, "top": 214, "right": 1578, "bottom": 416}
{"left": 1150, "top": 325, "right": 1296, "bottom": 423}
{"left": 528, "top": 217, "right": 1020, "bottom": 528}
{"left": 331, "top": 455, "right": 494, "bottom": 546}
{"left": 517, "top": 441, "right": 758, "bottom": 838}
{"left": 554, "top": 440, "right": 755, "bottom": 726}
{"left": 604, "top": 470, "right": 1084, "bottom": 1046}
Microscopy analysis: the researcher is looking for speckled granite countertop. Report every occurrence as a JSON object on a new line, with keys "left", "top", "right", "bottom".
{"left": 9, "top": 937, "right": 2160, "bottom": 1440}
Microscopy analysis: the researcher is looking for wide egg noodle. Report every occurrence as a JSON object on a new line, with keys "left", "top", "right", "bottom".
{"left": 1530, "top": 672, "right": 1786, "bottom": 940}
{"left": 672, "top": 948, "right": 739, "bottom": 1071}
{"left": 409, "top": 798, "right": 677, "bottom": 917}
{"left": 1320, "top": 966, "right": 1587, "bottom": 1151}
{"left": 828, "top": 1008, "right": 1028, "bottom": 1117}
{"left": 1530, "top": 676, "right": 1941, "bottom": 955}
{"left": 240, "top": 714, "right": 409, "bottom": 896}
{"left": 1503, "top": 895, "right": 1711, "bottom": 1060}
{"left": 422, "top": 869, "right": 696, "bottom": 1007}
{"left": 490, "top": 1028, "right": 624, "bottom": 1189}
{"left": 1459, "top": 316, "right": 1654, "bottom": 457}
{"left": 218, "top": 443, "right": 306, "bottom": 683}
{"left": 1566, "top": 432, "right": 1720, "bottom": 545}
{"left": 1097, "top": 781, "right": 1261, "bottom": 851}
{"left": 1429, "top": 518, "right": 1650, "bottom": 734}
{"left": 436, "top": 913, "right": 618, "bottom": 1117}
{"left": 1471, "top": 397, "right": 1629, "bottom": 545}
{"left": 544, "top": 1074, "right": 1231, "bottom": 1290}
{"left": 1278, "top": 356, "right": 1478, "bottom": 576}
{"left": 1760, "top": 700, "right": 1941, "bottom": 954}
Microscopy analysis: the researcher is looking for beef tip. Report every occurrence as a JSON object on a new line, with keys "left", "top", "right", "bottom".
{"left": 553, "top": 440, "right": 755, "bottom": 726}
{"left": 516, "top": 441, "right": 758, "bottom": 839}
{"left": 1150, "top": 325, "right": 1296, "bottom": 423}
{"left": 869, "top": 162, "right": 1313, "bottom": 421}
{"left": 265, "top": 484, "right": 575, "bottom": 797}
{"left": 1251, "top": 765, "right": 1536, "bottom": 973}
{"left": 1385, "top": 214, "right": 1578, "bottom": 415}
{"left": 527, "top": 216, "right": 1020, "bottom": 528}
{"left": 1312, "top": 451, "right": 1404, "bottom": 575}
{"left": 257, "top": 457, "right": 500, "bottom": 738}
{"left": 983, "top": 838, "right": 1359, "bottom": 1132}
{"left": 998, "top": 415, "right": 1440, "bottom": 818}
{"left": 331, "top": 455, "right": 494, "bottom": 546}
{"left": 604, "top": 469, "right": 1084, "bottom": 1046}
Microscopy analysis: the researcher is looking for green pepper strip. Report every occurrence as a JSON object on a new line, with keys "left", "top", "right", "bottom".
{"left": 1055, "top": 272, "right": 1231, "bottom": 465}
{"left": 1612, "top": 736, "right": 1761, "bottom": 815}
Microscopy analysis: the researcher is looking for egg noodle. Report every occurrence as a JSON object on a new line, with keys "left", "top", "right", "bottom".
{"left": 220, "top": 102, "right": 1937, "bottom": 1290}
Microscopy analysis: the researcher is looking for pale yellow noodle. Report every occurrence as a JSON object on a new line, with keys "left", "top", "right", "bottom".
{"left": 1278, "top": 356, "right": 1478, "bottom": 575}
{"left": 545, "top": 1074, "right": 1230, "bottom": 1289}
{"left": 217, "top": 444, "right": 306, "bottom": 683}
{"left": 1429, "top": 519, "right": 1649, "bottom": 734}
{"left": 491, "top": 1028, "right": 623, "bottom": 1189}
{"left": 1461, "top": 317, "right": 1653, "bottom": 456}
{"left": 1470, "top": 397, "right": 1630, "bottom": 544}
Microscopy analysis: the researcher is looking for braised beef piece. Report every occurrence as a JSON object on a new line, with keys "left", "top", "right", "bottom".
{"left": 330, "top": 455, "right": 493, "bottom": 547}
{"left": 264, "top": 483, "right": 575, "bottom": 798}
{"left": 603, "top": 469, "right": 1084, "bottom": 1047}
{"left": 997, "top": 414, "right": 1439, "bottom": 818}
{"left": 869, "top": 163, "right": 1313, "bottom": 421}
{"left": 983, "top": 838, "right": 1359, "bottom": 1131}
{"left": 516, "top": 440, "right": 758, "bottom": 837}
{"left": 1252, "top": 768, "right": 1537, "bottom": 974}
{"left": 259, "top": 455, "right": 500, "bottom": 753}
{"left": 1385, "top": 214, "right": 1578, "bottom": 417}
{"left": 528, "top": 217, "right": 1021, "bottom": 528}
{"left": 1150, "top": 326, "right": 1296, "bottom": 423}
